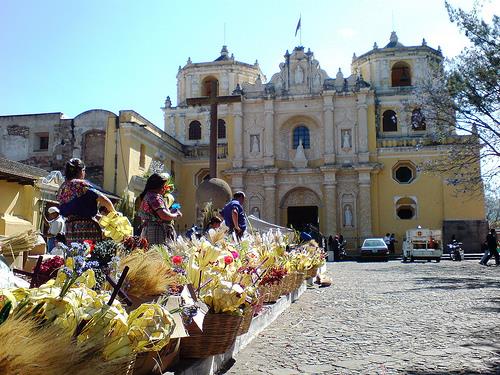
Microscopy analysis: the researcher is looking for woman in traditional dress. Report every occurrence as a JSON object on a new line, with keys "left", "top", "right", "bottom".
{"left": 56, "top": 158, "right": 115, "bottom": 243}
{"left": 138, "top": 173, "right": 182, "bottom": 245}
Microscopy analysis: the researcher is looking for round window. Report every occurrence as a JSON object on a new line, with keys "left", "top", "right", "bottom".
{"left": 395, "top": 166, "right": 413, "bottom": 183}
{"left": 397, "top": 206, "right": 415, "bottom": 219}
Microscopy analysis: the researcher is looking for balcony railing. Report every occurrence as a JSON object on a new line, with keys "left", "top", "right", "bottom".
{"left": 184, "top": 143, "right": 228, "bottom": 159}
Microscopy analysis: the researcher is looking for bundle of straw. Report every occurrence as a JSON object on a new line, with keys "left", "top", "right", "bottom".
{"left": 0, "top": 317, "right": 132, "bottom": 375}
{"left": 0, "top": 229, "right": 37, "bottom": 256}
{"left": 120, "top": 250, "right": 179, "bottom": 297}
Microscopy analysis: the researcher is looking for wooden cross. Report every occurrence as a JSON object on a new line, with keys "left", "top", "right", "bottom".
{"left": 13, "top": 255, "right": 49, "bottom": 288}
{"left": 186, "top": 80, "right": 241, "bottom": 178}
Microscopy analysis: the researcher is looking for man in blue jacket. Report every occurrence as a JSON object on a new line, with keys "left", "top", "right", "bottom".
{"left": 222, "top": 191, "right": 246, "bottom": 239}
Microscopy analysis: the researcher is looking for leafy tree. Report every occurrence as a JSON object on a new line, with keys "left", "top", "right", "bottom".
{"left": 485, "top": 183, "right": 500, "bottom": 227}
{"left": 416, "top": 1, "right": 499, "bottom": 192}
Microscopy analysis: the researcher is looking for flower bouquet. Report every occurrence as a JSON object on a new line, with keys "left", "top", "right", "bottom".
{"left": 99, "top": 211, "right": 133, "bottom": 242}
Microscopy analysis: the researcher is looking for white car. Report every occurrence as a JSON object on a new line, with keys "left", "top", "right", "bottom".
{"left": 359, "top": 238, "right": 389, "bottom": 261}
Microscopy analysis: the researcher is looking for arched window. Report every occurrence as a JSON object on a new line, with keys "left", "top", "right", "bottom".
{"left": 411, "top": 108, "right": 426, "bottom": 130}
{"left": 188, "top": 120, "right": 202, "bottom": 140}
{"left": 382, "top": 110, "right": 398, "bottom": 132}
{"left": 139, "top": 144, "right": 146, "bottom": 168}
{"left": 293, "top": 126, "right": 310, "bottom": 149}
{"left": 202, "top": 76, "right": 219, "bottom": 97}
{"left": 396, "top": 197, "right": 417, "bottom": 220}
{"left": 217, "top": 119, "right": 226, "bottom": 139}
{"left": 391, "top": 61, "right": 411, "bottom": 87}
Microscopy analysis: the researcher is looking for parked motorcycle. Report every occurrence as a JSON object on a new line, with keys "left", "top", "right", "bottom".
{"left": 339, "top": 240, "right": 347, "bottom": 260}
{"left": 447, "top": 240, "right": 464, "bottom": 261}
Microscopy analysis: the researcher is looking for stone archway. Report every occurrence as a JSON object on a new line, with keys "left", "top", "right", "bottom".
{"left": 280, "top": 188, "right": 322, "bottom": 232}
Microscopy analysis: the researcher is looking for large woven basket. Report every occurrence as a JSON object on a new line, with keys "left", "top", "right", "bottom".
{"left": 282, "top": 273, "right": 298, "bottom": 295}
{"left": 293, "top": 272, "right": 305, "bottom": 289}
{"left": 259, "top": 282, "right": 282, "bottom": 303}
{"left": 305, "top": 266, "right": 319, "bottom": 279}
{"left": 132, "top": 338, "right": 180, "bottom": 375}
{"left": 180, "top": 312, "right": 242, "bottom": 358}
{"left": 236, "top": 306, "right": 254, "bottom": 336}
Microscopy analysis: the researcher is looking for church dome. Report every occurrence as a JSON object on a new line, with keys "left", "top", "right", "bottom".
{"left": 384, "top": 31, "right": 405, "bottom": 48}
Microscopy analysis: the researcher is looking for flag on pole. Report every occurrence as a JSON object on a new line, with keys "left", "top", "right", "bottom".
{"left": 295, "top": 17, "right": 301, "bottom": 37}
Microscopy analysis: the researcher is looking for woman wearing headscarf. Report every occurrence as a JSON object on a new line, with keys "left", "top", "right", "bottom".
{"left": 56, "top": 158, "right": 115, "bottom": 243}
{"left": 137, "top": 173, "right": 182, "bottom": 245}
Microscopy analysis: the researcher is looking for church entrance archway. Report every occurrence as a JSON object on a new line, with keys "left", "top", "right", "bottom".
{"left": 287, "top": 206, "right": 318, "bottom": 232}
{"left": 280, "top": 187, "right": 322, "bottom": 236}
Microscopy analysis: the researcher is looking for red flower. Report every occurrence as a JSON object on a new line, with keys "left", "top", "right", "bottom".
{"left": 172, "top": 255, "right": 183, "bottom": 265}
{"left": 231, "top": 251, "right": 239, "bottom": 259}
{"left": 83, "top": 240, "right": 95, "bottom": 253}
{"left": 224, "top": 255, "right": 234, "bottom": 265}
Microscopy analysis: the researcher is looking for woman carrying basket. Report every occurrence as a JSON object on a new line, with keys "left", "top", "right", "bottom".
{"left": 56, "top": 158, "right": 115, "bottom": 243}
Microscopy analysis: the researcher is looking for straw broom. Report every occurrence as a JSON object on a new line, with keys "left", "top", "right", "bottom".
{"left": 0, "top": 229, "right": 37, "bottom": 256}
{"left": 120, "top": 250, "right": 179, "bottom": 297}
{"left": 0, "top": 317, "right": 132, "bottom": 375}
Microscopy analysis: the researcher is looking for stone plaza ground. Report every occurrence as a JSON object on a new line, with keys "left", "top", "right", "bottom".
{"left": 225, "top": 261, "right": 500, "bottom": 375}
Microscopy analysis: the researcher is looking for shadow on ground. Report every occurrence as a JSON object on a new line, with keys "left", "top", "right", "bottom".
{"left": 413, "top": 276, "right": 499, "bottom": 290}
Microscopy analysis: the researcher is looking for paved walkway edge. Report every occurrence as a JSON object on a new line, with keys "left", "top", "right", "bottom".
{"left": 173, "top": 281, "right": 307, "bottom": 375}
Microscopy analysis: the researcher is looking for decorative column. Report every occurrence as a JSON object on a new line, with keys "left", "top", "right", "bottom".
{"left": 323, "top": 95, "right": 335, "bottom": 164}
{"left": 186, "top": 75, "right": 192, "bottom": 98}
{"left": 357, "top": 89, "right": 369, "bottom": 162}
{"left": 262, "top": 170, "right": 277, "bottom": 223}
{"left": 321, "top": 167, "right": 337, "bottom": 235}
{"left": 178, "top": 114, "right": 186, "bottom": 142}
{"left": 232, "top": 103, "right": 243, "bottom": 168}
{"left": 263, "top": 100, "right": 274, "bottom": 167}
{"left": 358, "top": 170, "right": 372, "bottom": 238}
{"left": 230, "top": 173, "right": 245, "bottom": 195}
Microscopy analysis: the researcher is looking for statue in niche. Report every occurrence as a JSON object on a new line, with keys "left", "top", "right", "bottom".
{"left": 251, "top": 207, "right": 261, "bottom": 218}
{"left": 344, "top": 205, "right": 353, "bottom": 227}
{"left": 250, "top": 134, "right": 260, "bottom": 153}
{"left": 295, "top": 65, "right": 304, "bottom": 84}
{"left": 342, "top": 130, "right": 351, "bottom": 148}
{"left": 292, "top": 138, "right": 308, "bottom": 168}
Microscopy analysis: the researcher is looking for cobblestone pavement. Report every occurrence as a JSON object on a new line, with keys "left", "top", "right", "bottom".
{"left": 225, "top": 261, "right": 500, "bottom": 375}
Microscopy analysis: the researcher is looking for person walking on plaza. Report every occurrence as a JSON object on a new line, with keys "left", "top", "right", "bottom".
{"left": 138, "top": 173, "right": 182, "bottom": 245}
{"left": 383, "top": 233, "right": 391, "bottom": 248}
{"left": 389, "top": 233, "right": 397, "bottom": 254}
{"left": 57, "top": 158, "right": 115, "bottom": 243}
{"left": 480, "top": 229, "right": 499, "bottom": 266}
{"left": 44, "top": 206, "right": 65, "bottom": 252}
{"left": 222, "top": 191, "right": 247, "bottom": 239}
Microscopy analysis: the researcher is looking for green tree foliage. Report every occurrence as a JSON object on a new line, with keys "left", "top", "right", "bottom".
{"left": 417, "top": 2, "right": 499, "bottom": 191}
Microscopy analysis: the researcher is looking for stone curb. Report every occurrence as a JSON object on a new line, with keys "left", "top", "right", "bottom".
{"left": 169, "top": 281, "right": 307, "bottom": 375}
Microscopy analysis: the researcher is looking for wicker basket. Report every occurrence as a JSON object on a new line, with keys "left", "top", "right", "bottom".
{"left": 236, "top": 306, "right": 254, "bottom": 336}
{"left": 132, "top": 338, "right": 180, "bottom": 375}
{"left": 280, "top": 273, "right": 295, "bottom": 295}
{"left": 179, "top": 312, "right": 242, "bottom": 358}
{"left": 305, "top": 266, "right": 319, "bottom": 279}
{"left": 259, "top": 282, "right": 282, "bottom": 303}
{"left": 293, "top": 272, "right": 305, "bottom": 289}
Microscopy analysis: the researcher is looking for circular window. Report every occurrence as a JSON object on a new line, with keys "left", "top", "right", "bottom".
{"left": 392, "top": 162, "right": 416, "bottom": 184}
{"left": 395, "top": 166, "right": 412, "bottom": 183}
{"left": 395, "top": 197, "right": 417, "bottom": 220}
{"left": 397, "top": 206, "right": 415, "bottom": 219}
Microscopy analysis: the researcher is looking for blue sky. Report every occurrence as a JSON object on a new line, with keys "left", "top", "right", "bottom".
{"left": 1, "top": 0, "right": 498, "bottom": 128}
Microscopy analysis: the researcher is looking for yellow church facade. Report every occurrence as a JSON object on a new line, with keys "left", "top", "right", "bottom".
{"left": 0, "top": 34, "right": 486, "bottom": 253}
{"left": 159, "top": 35, "right": 486, "bottom": 251}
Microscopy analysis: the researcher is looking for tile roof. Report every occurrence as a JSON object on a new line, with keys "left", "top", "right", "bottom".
{"left": 0, "top": 157, "right": 49, "bottom": 185}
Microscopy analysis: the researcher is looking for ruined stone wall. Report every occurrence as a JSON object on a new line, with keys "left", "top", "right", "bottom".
{"left": 0, "top": 110, "right": 116, "bottom": 188}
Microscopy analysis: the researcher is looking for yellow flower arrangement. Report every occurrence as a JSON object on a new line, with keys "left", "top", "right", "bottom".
{"left": 99, "top": 211, "right": 133, "bottom": 242}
